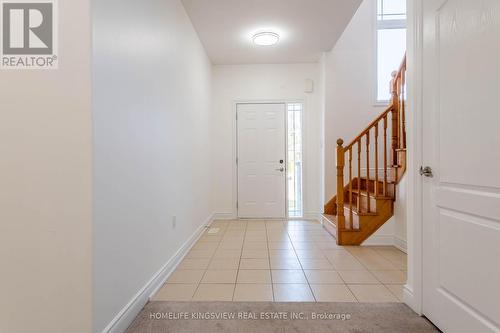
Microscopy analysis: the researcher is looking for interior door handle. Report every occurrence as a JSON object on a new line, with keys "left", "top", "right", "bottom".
{"left": 420, "top": 166, "right": 433, "bottom": 177}
{"left": 275, "top": 167, "right": 285, "bottom": 172}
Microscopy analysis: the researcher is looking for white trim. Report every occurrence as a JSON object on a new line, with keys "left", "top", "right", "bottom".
{"left": 393, "top": 235, "right": 408, "bottom": 253}
{"left": 403, "top": 285, "right": 418, "bottom": 314}
{"left": 362, "top": 234, "right": 407, "bottom": 250}
{"left": 378, "top": 19, "right": 407, "bottom": 30}
{"left": 100, "top": 213, "right": 216, "bottom": 333}
{"left": 404, "top": 0, "right": 424, "bottom": 315}
{"left": 301, "top": 211, "right": 321, "bottom": 221}
{"left": 362, "top": 234, "right": 396, "bottom": 246}
{"left": 212, "top": 212, "right": 236, "bottom": 220}
{"left": 321, "top": 214, "right": 337, "bottom": 240}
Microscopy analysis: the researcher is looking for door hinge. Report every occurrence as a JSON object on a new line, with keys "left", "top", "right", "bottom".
{"left": 236, "top": 201, "right": 238, "bottom": 209}
{"left": 236, "top": 157, "right": 238, "bottom": 164}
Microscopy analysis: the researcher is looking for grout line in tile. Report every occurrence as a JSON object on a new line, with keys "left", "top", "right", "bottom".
{"left": 265, "top": 220, "right": 275, "bottom": 301}
{"left": 191, "top": 280, "right": 201, "bottom": 301}
{"left": 345, "top": 284, "right": 360, "bottom": 302}
{"left": 384, "top": 283, "right": 403, "bottom": 300}
{"left": 232, "top": 220, "right": 247, "bottom": 300}
{"left": 288, "top": 223, "right": 317, "bottom": 302}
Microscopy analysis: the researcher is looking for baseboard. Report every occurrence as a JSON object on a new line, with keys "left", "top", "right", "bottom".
{"left": 394, "top": 236, "right": 407, "bottom": 253}
{"left": 302, "top": 211, "right": 321, "bottom": 221}
{"left": 403, "top": 284, "right": 421, "bottom": 315}
{"left": 361, "top": 234, "right": 407, "bottom": 251}
{"left": 320, "top": 214, "right": 337, "bottom": 240}
{"left": 362, "top": 234, "right": 395, "bottom": 246}
{"left": 212, "top": 212, "right": 236, "bottom": 220}
{"left": 101, "top": 212, "right": 216, "bottom": 333}
{"left": 212, "top": 212, "right": 320, "bottom": 222}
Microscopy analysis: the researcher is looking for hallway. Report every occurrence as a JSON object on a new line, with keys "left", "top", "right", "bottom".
{"left": 153, "top": 220, "right": 406, "bottom": 302}
{"left": 3, "top": 0, "right": 499, "bottom": 331}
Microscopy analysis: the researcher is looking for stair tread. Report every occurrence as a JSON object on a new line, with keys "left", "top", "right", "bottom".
{"left": 322, "top": 214, "right": 362, "bottom": 233}
{"left": 348, "top": 189, "right": 393, "bottom": 199}
{"left": 343, "top": 204, "right": 377, "bottom": 216}
{"left": 357, "top": 177, "right": 396, "bottom": 184}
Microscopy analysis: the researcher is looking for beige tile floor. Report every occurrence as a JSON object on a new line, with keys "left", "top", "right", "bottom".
{"left": 154, "top": 219, "right": 407, "bottom": 302}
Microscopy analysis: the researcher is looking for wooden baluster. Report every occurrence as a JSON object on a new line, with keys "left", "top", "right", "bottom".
{"left": 398, "top": 76, "right": 403, "bottom": 149}
{"left": 348, "top": 147, "right": 353, "bottom": 227}
{"left": 391, "top": 72, "right": 399, "bottom": 166}
{"left": 336, "top": 139, "right": 346, "bottom": 241}
{"left": 365, "top": 132, "right": 370, "bottom": 213}
{"left": 375, "top": 123, "right": 379, "bottom": 196}
{"left": 383, "top": 116, "right": 388, "bottom": 196}
{"left": 357, "top": 141, "right": 361, "bottom": 213}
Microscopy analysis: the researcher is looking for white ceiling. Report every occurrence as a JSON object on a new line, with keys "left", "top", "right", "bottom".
{"left": 181, "top": 0, "right": 362, "bottom": 65}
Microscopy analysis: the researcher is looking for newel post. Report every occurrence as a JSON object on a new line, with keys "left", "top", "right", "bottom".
{"left": 390, "top": 70, "right": 399, "bottom": 166}
{"left": 336, "top": 139, "right": 346, "bottom": 236}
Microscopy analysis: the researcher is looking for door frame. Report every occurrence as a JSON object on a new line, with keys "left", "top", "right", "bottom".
{"left": 232, "top": 99, "right": 306, "bottom": 220}
{"left": 404, "top": 0, "right": 424, "bottom": 315}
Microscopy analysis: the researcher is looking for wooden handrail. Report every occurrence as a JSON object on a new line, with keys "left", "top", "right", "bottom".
{"left": 344, "top": 55, "right": 406, "bottom": 152}
{"left": 335, "top": 55, "right": 406, "bottom": 230}
{"left": 344, "top": 105, "right": 393, "bottom": 151}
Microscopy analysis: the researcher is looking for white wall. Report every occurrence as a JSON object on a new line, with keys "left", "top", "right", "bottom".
{"left": 212, "top": 63, "right": 322, "bottom": 219}
{"left": 323, "top": 0, "right": 406, "bottom": 248}
{"left": 92, "top": 0, "right": 214, "bottom": 331}
{"left": 324, "top": 0, "right": 382, "bottom": 199}
{"left": 0, "top": 1, "right": 93, "bottom": 332}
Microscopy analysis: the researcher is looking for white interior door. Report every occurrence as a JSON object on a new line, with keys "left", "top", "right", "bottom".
{"left": 237, "top": 103, "right": 286, "bottom": 218}
{"left": 422, "top": 1, "right": 500, "bottom": 332}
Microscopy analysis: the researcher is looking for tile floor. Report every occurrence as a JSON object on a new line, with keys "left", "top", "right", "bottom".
{"left": 153, "top": 219, "right": 407, "bottom": 302}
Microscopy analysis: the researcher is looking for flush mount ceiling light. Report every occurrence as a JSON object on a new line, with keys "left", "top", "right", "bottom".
{"left": 252, "top": 32, "right": 280, "bottom": 46}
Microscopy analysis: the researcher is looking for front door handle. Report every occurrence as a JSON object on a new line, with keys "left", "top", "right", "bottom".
{"left": 420, "top": 166, "right": 433, "bottom": 178}
{"left": 275, "top": 167, "right": 285, "bottom": 172}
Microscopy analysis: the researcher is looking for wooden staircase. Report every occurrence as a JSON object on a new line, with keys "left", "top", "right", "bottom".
{"left": 323, "top": 56, "right": 407, "bottom": 245}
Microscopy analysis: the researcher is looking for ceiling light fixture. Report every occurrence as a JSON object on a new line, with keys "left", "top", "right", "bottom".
{"left": 252, "top": 32, "right": 280, "bottom": 46}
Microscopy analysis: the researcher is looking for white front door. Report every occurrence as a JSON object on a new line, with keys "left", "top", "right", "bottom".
{"left": 422, "top": 1, "right": 500, "bottom": 332}
{"left": 237, "top": 103, "right": 286, "bottom": 218}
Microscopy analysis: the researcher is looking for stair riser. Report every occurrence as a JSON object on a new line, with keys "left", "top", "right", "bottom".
{"left": 342, "top": 206, "right": 359, "bottom": 228}
{"left": 352, "top": 178, "right": 395, "bottom": 198}
{"left": 344, "top": 192, "right": 377, "bottom": 214}
{"left": 357, "top": 200, "right": 394, "bottom": 243}
{"left": 337, "top": 200, "right": 394, "bottom": 245}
